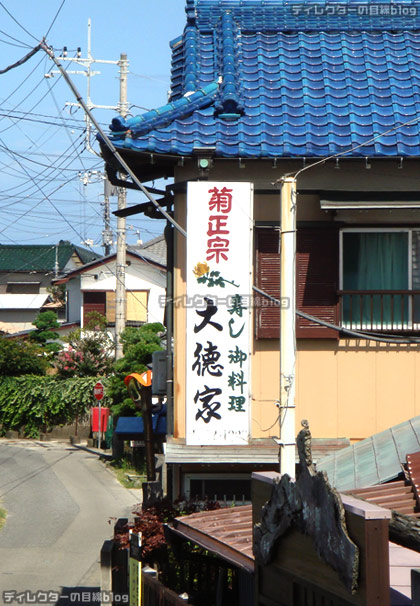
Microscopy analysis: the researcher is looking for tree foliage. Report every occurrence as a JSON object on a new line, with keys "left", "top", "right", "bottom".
{"left": 107, "top": 323, "right": 165, "bottom": 417}
{"left": 55, "top": 312, "right": 114, "bottom": 378}
{"left": 0, "top": 336, "right": 46, "bottom": 376}
{"left": 29, "top": 311, "right": 61, "bottom": 355}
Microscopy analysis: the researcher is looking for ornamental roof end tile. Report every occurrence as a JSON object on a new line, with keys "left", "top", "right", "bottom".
{"left": 103, "top": 0, "right": 420, "bottom": 159}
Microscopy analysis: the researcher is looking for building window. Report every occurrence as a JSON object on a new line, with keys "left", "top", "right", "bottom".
{"left": 6, "top": 282, "right": 40, "bottom": 294}
{"left": 340, "top": 228, "right": 420, "bottom": 331}
{"left": 105, "top": 291, "right": 148, "bottom": 325}
{"left": 83, "top": 290, "right": 149, "bottom": 326}
{"left": 184, "top": 473, "right": 251, "bottom": 503}
{"left": 255, "top": 226, "right": 339, "bottom": 339}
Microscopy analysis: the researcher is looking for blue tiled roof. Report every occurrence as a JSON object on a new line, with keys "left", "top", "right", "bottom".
{"left": 105, "top": 0, "right": 420, "bottom": 158}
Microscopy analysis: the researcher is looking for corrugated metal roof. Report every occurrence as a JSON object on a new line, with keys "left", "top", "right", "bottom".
{"left": 317, "top": 417, "right": 420, "bottom": 491}
{"left": 171, "top": 504, "right": 254, "bottom": 572}
{"left": 0, "top": 242, "right": 99, "bottom": 272}
{"left": 0, "top": 294, "right": 49, "bottom": 310}
{"left": 346, "top": 480, "right": 419, "bottom": 518}
{"left": 105, "top": 0, "right": 420, "bottom": 159}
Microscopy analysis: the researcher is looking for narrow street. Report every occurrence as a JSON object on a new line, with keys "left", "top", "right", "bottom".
{"left": 0, "top": 439, "right": 141, "bottom": 604}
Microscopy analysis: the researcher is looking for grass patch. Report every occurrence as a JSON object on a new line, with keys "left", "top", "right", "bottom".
{"left": 105, "top": 454, "right": 146, "bottom": 489}
{"left": 0, "top": 507, "right": 6, "bottom": 530}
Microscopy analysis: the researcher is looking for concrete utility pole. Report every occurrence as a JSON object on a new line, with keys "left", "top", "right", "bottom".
{"left": 103, "top": 178, "right": 114, "bottom": 256}
{"left": 279, "top": 177, "right": 297, "bottom": 477}
{"left": 49, "top": 19, "right": 128, "bottom": 261}
{"left": 115, "top": 53, "right": 129, "bottom": 360}
{"left": 47, "top": 24, "right": 130, "bottom": 355}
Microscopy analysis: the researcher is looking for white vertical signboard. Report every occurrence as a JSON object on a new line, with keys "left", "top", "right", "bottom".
{"left": 186, "top": 182, "right": 253, "bottom": 445}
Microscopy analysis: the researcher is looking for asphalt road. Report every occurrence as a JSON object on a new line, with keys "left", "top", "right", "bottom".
{"left": 0, "top": 439, "right": 141, "bottom": 605}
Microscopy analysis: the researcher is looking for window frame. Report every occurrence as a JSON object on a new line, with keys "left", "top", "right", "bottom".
{"left": 339, "top": 227, "right": 416, "bottom": 331}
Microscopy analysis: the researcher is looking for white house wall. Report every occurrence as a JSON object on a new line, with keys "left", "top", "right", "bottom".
{"left": 66, "top": 277, "right": 82, "bottom": 324}
{"left": 72, "top": 257, "right": 166, "bottom": 325}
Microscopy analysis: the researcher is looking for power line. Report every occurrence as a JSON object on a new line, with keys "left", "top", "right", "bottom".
{"left": 44, "top": 0, "right": 67, "bottom": 38}
{"left": 0, "top": 42, "right": 41, "bottom": 75}
{"left": 0, "top": 2, "right": 39, "bottom": 43}
{"left": 0, "top": 27, "right": 32, "bottom": 48}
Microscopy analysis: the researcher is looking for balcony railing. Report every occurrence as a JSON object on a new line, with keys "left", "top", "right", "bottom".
{"left": 338, "top": 290, "right": 420, "bottom": 332}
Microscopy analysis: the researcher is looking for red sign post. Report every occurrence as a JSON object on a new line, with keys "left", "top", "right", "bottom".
{"left": 94, "top": 381, "right": 105, "bottom": 449}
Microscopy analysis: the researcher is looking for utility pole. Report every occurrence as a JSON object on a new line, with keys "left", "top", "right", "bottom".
{"left": 103, "top": 177, "right": 114, "bottom": 256}
{"left": 48, "top": 18, "right": 127, "bottom": 257}
{"left": 115, "top": 53, "right": 129, "bottom": 359}
{"left": 279, "top": 177, "right": 297, "bottom": 477}
{"left": 47, "top": 24, "right": 130, "bottom": 355}
{"left": 54, "top": 243, "right": 59, "bottom": 278}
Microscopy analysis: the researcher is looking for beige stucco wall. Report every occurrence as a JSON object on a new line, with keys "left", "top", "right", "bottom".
{"left": 172, "top": 159, "right": 420, "bottom": 441}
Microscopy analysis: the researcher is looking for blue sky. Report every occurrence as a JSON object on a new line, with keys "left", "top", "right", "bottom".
{"left": 0, "top": 0, "right": 187, "bottom": 249}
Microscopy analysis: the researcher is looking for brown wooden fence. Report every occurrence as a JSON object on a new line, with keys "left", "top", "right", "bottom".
{"left": 142, "top": 571, "right": 192, "bottom": 606}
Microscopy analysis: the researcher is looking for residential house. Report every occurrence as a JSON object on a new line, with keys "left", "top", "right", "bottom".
{"left": 99, "top": 0, "right": 420, "bottom": 497}
{"left": 57, "top": 236, "right": 166, "bottom": 330}
{"left": 0, "top": 241, "right": 99, "bottom": 334}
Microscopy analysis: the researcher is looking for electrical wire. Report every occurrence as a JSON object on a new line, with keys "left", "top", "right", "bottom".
{"left": 252, "top": 286, "right": 420, "bottom": 345}
{"left": 44, "top": 0, "right": 67, "bottom": 38}
{"left": 0, "top": 27, "right": 32, "bottom": 48}
{"left": 289, "top": 114, "right": 420, "bottom": 182}
{"left": 0, "top": 2, "right": 39, "bottom": 43}
{"left": 0, "top": 43, "right": 41, "bottom": 75}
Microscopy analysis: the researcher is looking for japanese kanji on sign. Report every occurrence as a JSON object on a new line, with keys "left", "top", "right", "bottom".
{"left": 186, "top": 182, "right": 254, "bottom": 445}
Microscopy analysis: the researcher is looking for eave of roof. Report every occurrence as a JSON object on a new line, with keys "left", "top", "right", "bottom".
{"left": 171, "top": 504, "right": 254, "bottom": 572}
{"left": 0, "top": 294, "right": 50, "bottom": 310}
{"left": 54, "top": 250, "right": 166, "bottom": 284}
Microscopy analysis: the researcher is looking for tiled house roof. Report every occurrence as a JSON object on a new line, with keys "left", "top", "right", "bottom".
{"left": 0, "top": 242, "right": 99, "bottom": 272}
{"left": 128, "top": 235, "right": 167, "bottom": 267}
{"left": 106, "top": 0, "right": 420, "bottom": 158}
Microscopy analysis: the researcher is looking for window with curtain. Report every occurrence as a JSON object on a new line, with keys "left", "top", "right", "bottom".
{"left": 341, "top": 230, "right": 418, "bottom": 330}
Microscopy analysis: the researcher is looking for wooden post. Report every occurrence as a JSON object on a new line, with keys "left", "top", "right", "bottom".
{"left": 140, "top": 385, "right": 156, "bottom": 482}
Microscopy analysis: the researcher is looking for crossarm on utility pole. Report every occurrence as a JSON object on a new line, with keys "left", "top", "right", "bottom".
{"left": 39, "top": 41, "right": 186, "bottom": 238}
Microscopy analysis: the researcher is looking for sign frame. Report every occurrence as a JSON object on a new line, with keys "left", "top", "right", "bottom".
{"left": 185, "top": 181, "right": 254, "bottom": 446}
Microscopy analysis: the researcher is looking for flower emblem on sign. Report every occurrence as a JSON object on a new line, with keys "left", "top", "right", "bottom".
{"left": 193, "top": 262, "right": 239, "bottom": 289}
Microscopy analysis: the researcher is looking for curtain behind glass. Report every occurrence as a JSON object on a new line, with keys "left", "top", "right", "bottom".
{"left": 343, "top": 232, "right": 408, "bottom": 328}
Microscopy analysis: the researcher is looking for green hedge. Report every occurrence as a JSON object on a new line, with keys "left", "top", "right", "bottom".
{"left": 0, "top": 375, "right": 110, "bottom": 438}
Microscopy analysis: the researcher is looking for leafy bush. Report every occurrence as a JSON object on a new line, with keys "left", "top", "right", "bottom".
{"left": 29, "top": 311, "right": 61, "bottom": 356}
{"left": 0, "top": 337, "right": 46, "bottom": 376}
{"left": 115, "top": 498, "right": 221, "bottom": 563}
{"left": 0, "top": 375, "right": 109, "bottom": 437}
{"left": 107, "top": 323, "right": 164, "bottom": 417}
{"left": 55, "top": 312, "right": 114, "bottom": 378}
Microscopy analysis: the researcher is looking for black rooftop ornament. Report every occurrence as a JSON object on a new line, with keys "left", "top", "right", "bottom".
{"left": 253, "top": 419, "right": 360, "bottom": 594}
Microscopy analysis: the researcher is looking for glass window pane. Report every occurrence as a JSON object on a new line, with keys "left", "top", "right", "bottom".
{"left": 342, "top": 232, "right": 408, "bottom": 329}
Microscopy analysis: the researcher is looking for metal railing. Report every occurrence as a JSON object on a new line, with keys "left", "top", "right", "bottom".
{"left": 338, "top": 290, "right": 420, "bottom": 332}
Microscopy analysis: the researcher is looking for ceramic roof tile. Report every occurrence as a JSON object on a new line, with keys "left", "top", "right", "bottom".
{"left": 0, "top": 242, "right": 99, "bottom": 272}
{"left": 104, "top": 0, "right": 420, "bottom": 159}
